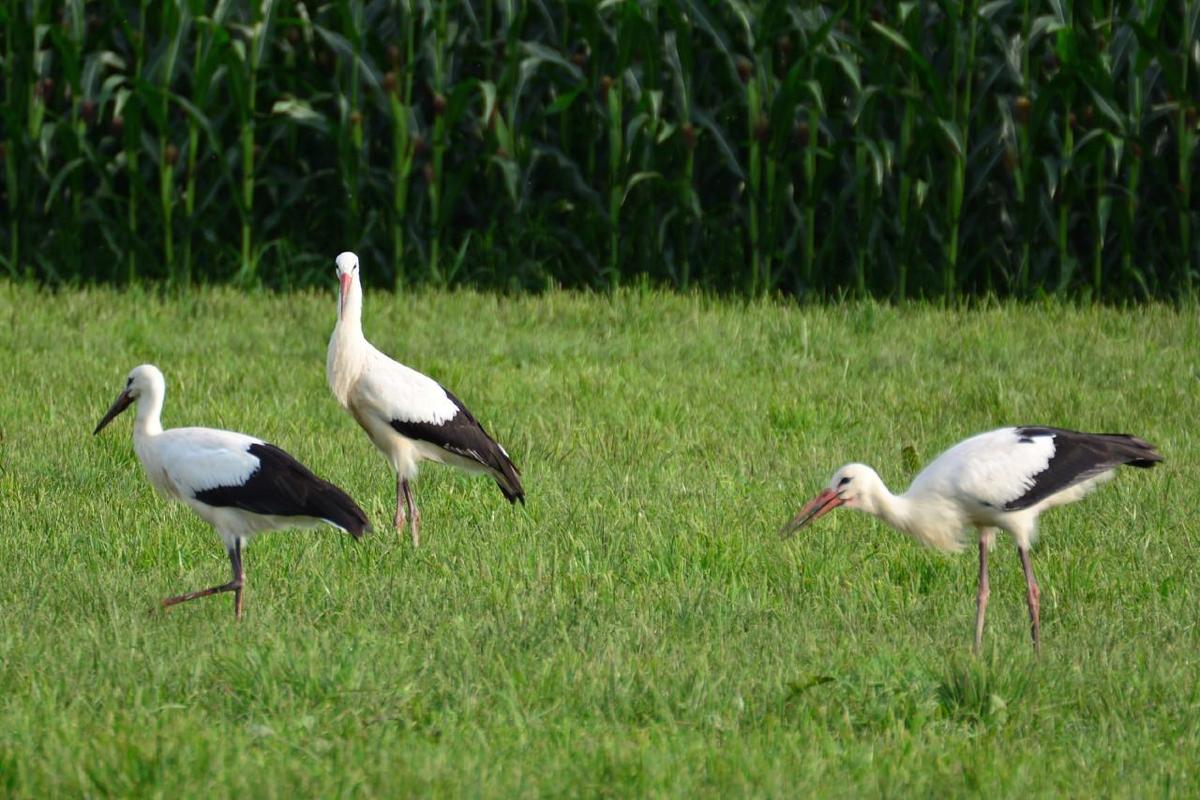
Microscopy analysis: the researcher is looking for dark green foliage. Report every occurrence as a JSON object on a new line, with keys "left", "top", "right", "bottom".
{"left": 1, "top": 0, "right": 1197, "bottom": 297}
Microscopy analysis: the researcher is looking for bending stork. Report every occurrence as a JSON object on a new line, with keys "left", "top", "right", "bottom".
{"left": 326, "top": 251, "right": 524, "bottom": 546}
{"left": 94, "top": 364, "right": 370, "bottom": 618}
{"left": 781, "top": 426, "right": 1162, "bottom": 652}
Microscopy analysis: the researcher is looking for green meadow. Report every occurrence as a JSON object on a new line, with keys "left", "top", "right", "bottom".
{"left": 0, "top": 284, "right": 1197, "bottom": 796}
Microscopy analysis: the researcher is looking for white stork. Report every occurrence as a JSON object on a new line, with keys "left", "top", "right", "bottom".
{"left": 781, "top": 426, "right": 1162, "bottom": 652}
{"left": 326, "top": 251, "right": 524, "bottom": 546}
{"left": 94, "top": 364, "right": 371, "bottom": 618}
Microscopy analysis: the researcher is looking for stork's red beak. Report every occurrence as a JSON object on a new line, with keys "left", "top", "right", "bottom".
{"left": 780, "top": 488, "right": 844, "bottom": 538}
{"left": 94, "top": 389, "right": 134, "bottom": 435}
{"left": 339, "top": 272, "right": 352, "bottom": 315}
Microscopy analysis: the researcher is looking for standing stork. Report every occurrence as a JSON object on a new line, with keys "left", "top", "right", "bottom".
{"left": 94, "top": 364, "right": 371, "bottom": 618}
{"left": 326, "top": 251, "right": 524, "bottom": 546}
{"left": 781, "top": 426, "right": 1162, "bottom": 652}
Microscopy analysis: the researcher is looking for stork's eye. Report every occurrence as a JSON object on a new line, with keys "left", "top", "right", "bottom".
{"left": 838, "top": 476, "right": 851, "bottom": 487}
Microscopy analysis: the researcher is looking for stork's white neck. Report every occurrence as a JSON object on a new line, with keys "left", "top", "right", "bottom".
{"left": 846, "top": 468, "right": 963, "bottom": 552}
{"left": 328, "top": 272, "right": 369, "bottom": 407}
{"left": 857, "top": 475, "right": 915, "bottom": 535}
{"left": 133, "top": 380, "right": 165, "bottom": 438}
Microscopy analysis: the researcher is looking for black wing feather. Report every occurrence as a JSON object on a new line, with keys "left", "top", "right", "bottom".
{"left": 389, "top": 386, "right": 525, "bottom": 504}
{"left": 193, "top": 443, "right": 371, "bottom": 536}
{"left": 1003, "top": 427, "right": 1162, "bottom": 512}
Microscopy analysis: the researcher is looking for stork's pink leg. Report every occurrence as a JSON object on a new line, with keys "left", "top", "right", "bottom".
{"left": 974, "top": 529, "right": 992, "bottom": 654}
{"left": 402, "top": 479, "right": 420, "bottom": 548}
{"left": 393, "top": 474, "right": 406, "bottom": 535}
{"left": 232, "top": 541, "right": 245, "bottom": 619}
{"left": 1018, "top": 545, "right": 1041, "bottom": 653}
{"left": 162, "top": 540, "right": 247, "bottom": 620}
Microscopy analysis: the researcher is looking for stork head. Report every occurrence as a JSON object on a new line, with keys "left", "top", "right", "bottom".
{"left": 94, "top": 364, "right": 165, "bottom": 434}
{"left": 334, "top": 251, "right": 360, "bottom": 317}
{"left": 780, "top": 463, "right": 880, "bottom": 537}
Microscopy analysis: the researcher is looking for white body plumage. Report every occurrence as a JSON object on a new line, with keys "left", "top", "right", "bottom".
{"left": 326, "top": 252, "right": 523, "bottom": 545}
{"left": 783, "top": 425, "right": 1162, "bottom": 651}
{"left": 94, "top": 364, "right": 369, "bottom": 618}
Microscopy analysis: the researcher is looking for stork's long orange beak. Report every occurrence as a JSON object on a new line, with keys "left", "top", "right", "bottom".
{"left": 94, "top": 389, "right": 133, "bottom": 435}
{"left": 780, "top": 488, "right": 844, "bottom": 538}
{"left": 339, "top": 272, "right": 352, "bottom": 315}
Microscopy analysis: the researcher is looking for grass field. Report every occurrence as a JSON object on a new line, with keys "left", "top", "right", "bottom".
{"left": 0, "top": 283, "right": 1197, "bottom": 797}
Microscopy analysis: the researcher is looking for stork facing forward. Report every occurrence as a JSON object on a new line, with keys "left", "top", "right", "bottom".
{"left": 327, "top": 252, "right": 524, "bottom": 546}
{"left": 94, "top": 365, "right": 370, "bottom": 618}
{"left": 782, "top": 427, "right": 1162, "bottom": 652}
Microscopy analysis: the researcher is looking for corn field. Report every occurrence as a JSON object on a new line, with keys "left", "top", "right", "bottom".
{"left": 2, "top": 0, "right": 1198, "bottom": 297}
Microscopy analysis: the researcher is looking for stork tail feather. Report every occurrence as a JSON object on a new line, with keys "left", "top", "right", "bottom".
{"left": 493, "top": 454, "right": 525, "bottom": 504}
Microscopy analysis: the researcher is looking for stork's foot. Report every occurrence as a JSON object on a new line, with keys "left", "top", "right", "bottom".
{"left": 1018, "top": 545, "right": 1041, "bottom": 654}
{"left": 402, "top": 479, "right": 421, "bottom": 548}
{"left": 408, "top": 503, "right": 422, "bottom": 546}
{"left": 973, "top": 537, "right": 991, "bottom": 655}
{"left": 161, "top": 575, "right": 245, "bottom": 619}
{"left": 161, "top": 542, "right": 246, "bottom": 620}
{"left": 1027, "top": 583, "right": 1041, "bottom": 654}
{"left": 394, "top": 477, "right": 419, "bottom": 546}
{"left": 393, "top": 500, "right": 420, "bottom": 545}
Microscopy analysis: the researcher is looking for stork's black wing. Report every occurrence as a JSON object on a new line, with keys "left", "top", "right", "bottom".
{"left": 193, "top": 443, "right": 371, "bottom": 536}
{"left": 1002, "top": 427, "right": 1162, "bottom": 512}
{"left": 389, "top": 386, "right": 524, "bottom": 503}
